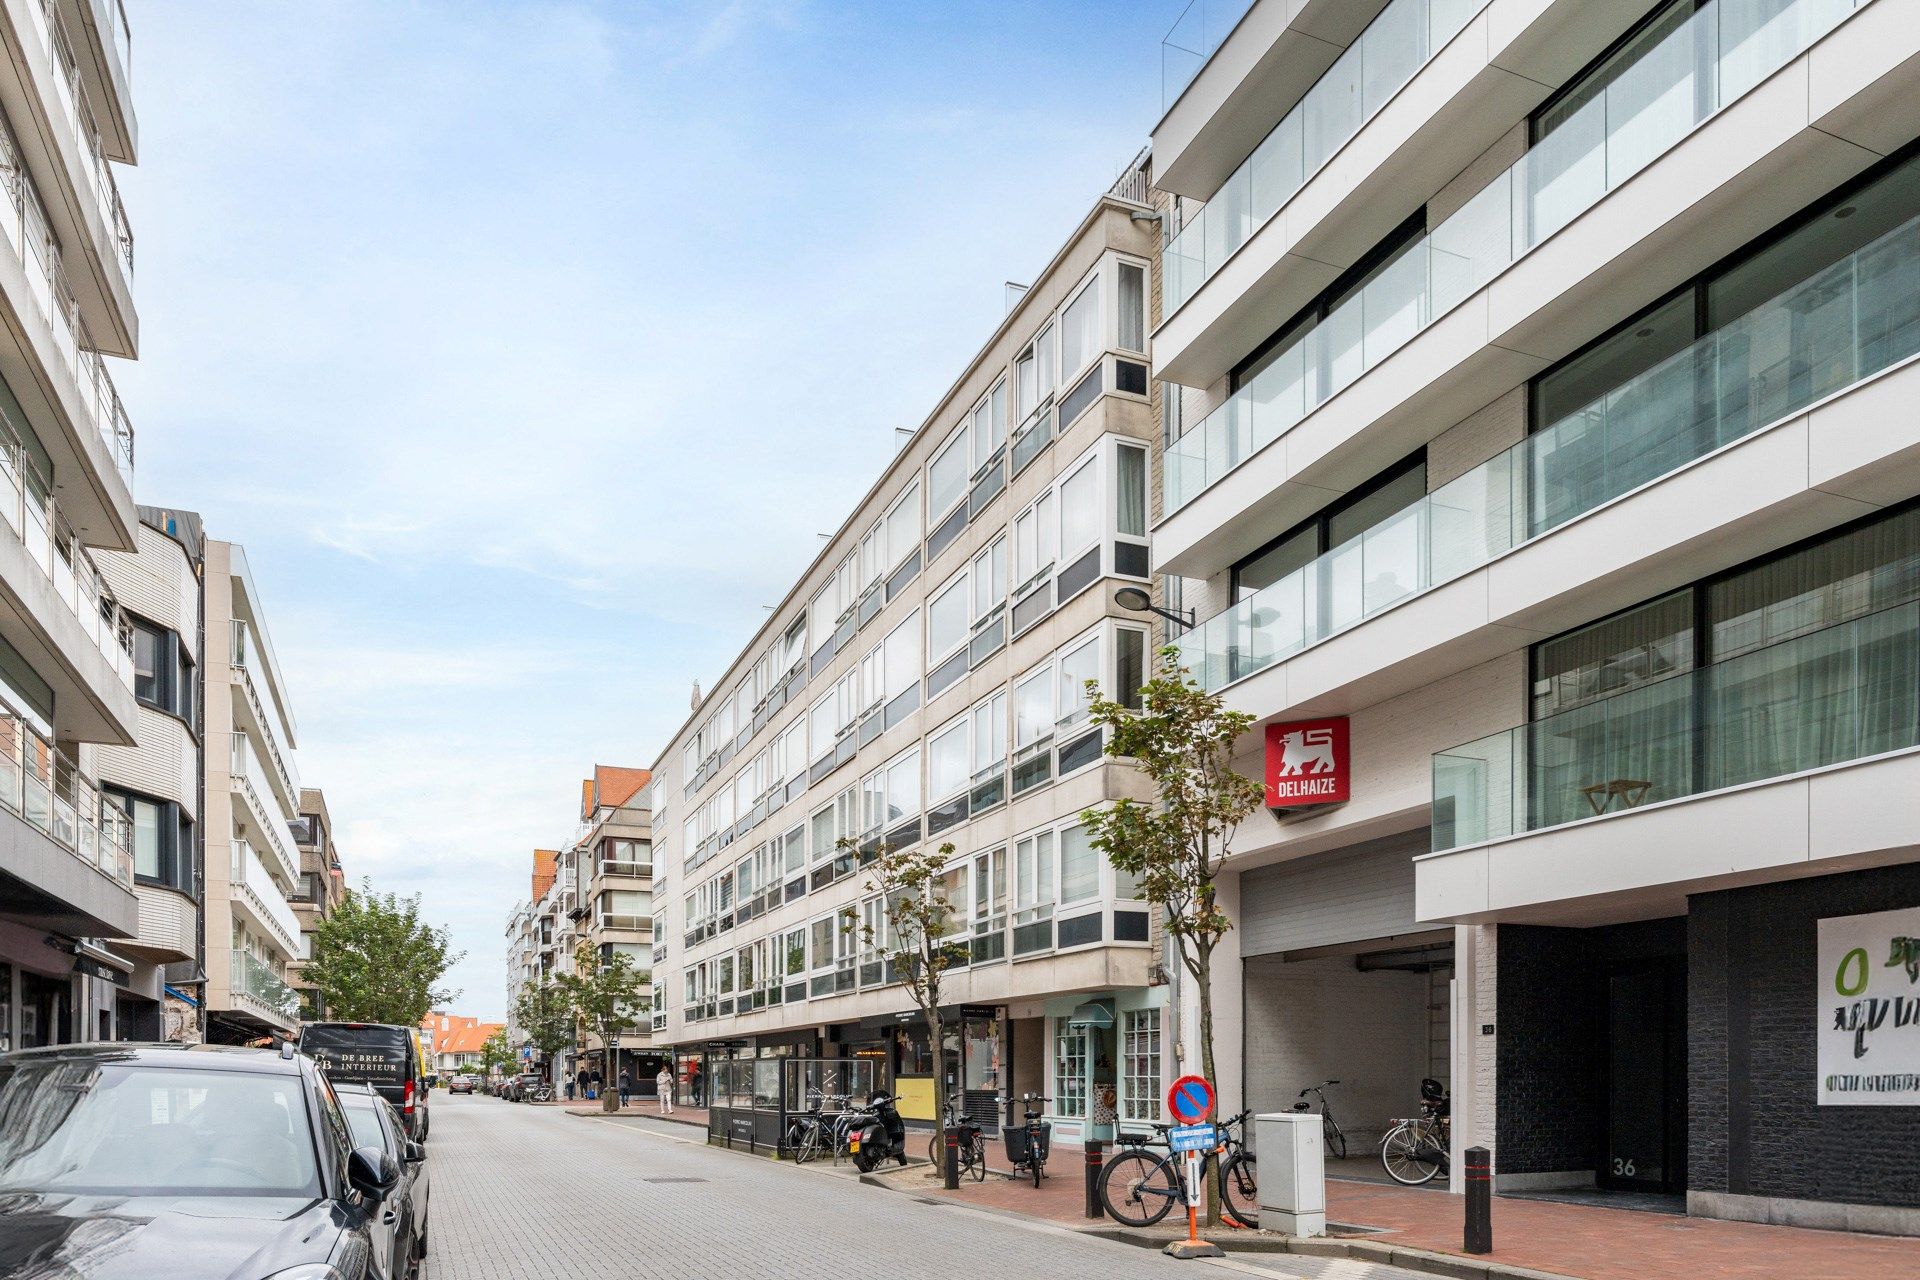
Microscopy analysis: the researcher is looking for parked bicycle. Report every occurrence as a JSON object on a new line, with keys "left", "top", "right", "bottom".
{"left": 1293, "top": 1080, "right": 1347, "bottom": 1159}
{"left": 783, "top": 1088, "right": 842, "bottom": 1164}
{"left": 926, "top": 1092, "right": 988, "bottom": 1182}
{"left": 1380, "top": 1078, "right": 1451, "bottom": 1186}
{"left": 1002, "top": 1093, "right": 1051, "bottom": 1187}
{"left": 1098, "top": 1110, "right": 1258, "bottom": 1228}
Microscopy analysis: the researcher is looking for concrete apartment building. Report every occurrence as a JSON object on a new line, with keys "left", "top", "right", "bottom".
{"left": 290, "top": 785, "right": 347, "bottom": 1017}
{"left": 0, "top": 0, "right": 150, "bottom": 1051}
{"left": 1149, "top": 0, "right": 1920, "bottom": 1234}
{"left": 644, "top": 167, "right": 1165, "bottom": 1142}
{"left": 201, "top": 536, "right": 306, "bottom": 1042}
{"left": 503, "top": 847, "right": 560, "bottom": 1072}
{"left": 94, "top": 506, "right": 205, "bottom": 1041}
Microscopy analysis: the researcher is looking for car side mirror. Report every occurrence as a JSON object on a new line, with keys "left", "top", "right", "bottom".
{"left": 404, "top": 1140, "right": 425, "bottom": 1163}
{"left": 347, "top": 1145, "right": 399, "bottom": 1200}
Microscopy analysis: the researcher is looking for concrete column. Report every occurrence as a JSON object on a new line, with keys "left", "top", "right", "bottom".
{"left": 1450, "top": 923, "right": 1497, "bottom": 1194}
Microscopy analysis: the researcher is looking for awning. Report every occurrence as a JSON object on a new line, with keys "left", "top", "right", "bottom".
{"left": 1066, "top": 1000, "right": 1115, "bottom": 1029}
{"left": 163, "top": 985, "right": 201, "bottom": 1007}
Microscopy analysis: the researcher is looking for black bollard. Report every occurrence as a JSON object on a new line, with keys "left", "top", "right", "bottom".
{"left": 944, "top": 1128, "right": 960, "bottom": 1190}
{"left": 1085, "top": 1140, "right": 1106, "bottom": 1218}
{"left": 1464, "top": 1145, "right": 1492, "bottom": 1255}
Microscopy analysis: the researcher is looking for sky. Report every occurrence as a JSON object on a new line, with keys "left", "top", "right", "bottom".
{"left": 116, "top": 1, "right": 1184, "bottom": 1020}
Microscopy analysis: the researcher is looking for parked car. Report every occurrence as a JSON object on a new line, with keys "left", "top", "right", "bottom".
{"left": 0, "top": 1042, "right": 402, "bottom": 1279}
{"left": 300, "top": 1022, "right": 431, "bottom": 1141}
{"left": 448, "top": 1074, "right": 476, "bottom": 1094}
{"left": 507, "top": 1071, "right": 546, "bottom": 1101}
{"left": 336, "top": 1083, "right": 429, "bottom": 1280}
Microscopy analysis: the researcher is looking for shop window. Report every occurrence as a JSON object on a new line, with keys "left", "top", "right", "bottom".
{"left": 1121, "top": 1009, "right": 1161, "bottom": 1121}
{"left": 1054, "top": 1026, "right": 1089, "bottom": 1118}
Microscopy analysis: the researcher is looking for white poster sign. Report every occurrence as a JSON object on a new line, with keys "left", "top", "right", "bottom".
{"left": 1816, "top": 906, "right": 1920, "bottom": 1106}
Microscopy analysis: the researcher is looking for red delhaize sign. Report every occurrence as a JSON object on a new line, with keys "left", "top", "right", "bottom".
{"left": 1265, "top": 717, "right": 1350, "bottom": 810}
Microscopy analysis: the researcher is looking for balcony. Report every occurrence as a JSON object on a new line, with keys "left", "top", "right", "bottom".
{"left": 230, "top": 837, "right": 299, "bottom": 958}
{"left": 0, "top": 704, "right": 127, "bottom": 877}
{"left": 229, "top": 731, "right": 298, "bottom": 887}
{"left": 230, "top": 620, "right": 299, "bottom": 807}
{"left": 1175, "top": 177, "right": 1920, "bottom": 692}
{"left": 598, "top": 913, "right": 651, "bottom": 933}
{"left": 229, "top": 947, "right": 300, "bottom": 1026}
{"left": 58, "top": 0, "right": 134, "bottom": 161}
{"left": 1162, "top": 0, "right": 1871, "bottom": 521}
{"left": 597, "top": 859, "right": 651, "bottom": 881}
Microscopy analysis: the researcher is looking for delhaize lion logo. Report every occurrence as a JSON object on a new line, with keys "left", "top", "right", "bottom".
{"left": 1273, "top": 727, "right": 1337, "bottom": 777}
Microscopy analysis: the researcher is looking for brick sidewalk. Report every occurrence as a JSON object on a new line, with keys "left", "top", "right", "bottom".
{"left": 874, "top": 1156, "right": 1914, "bottom": 1280}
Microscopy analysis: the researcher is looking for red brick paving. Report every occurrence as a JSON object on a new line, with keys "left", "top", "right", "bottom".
{"left": 879, "top": 1156, "right": 1916, "bottom": 1280}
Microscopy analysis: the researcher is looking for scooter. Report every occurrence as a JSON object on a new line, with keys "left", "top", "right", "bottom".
{"left": 847, "top": 1091, "right": 909, "bottom": 1173}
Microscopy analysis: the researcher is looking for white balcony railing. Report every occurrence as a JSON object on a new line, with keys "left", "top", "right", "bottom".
{"left": 229, "top": 731, "right": 297, "bottom": 885}
{"left": 231, "top": 837, "right": 299, "bottom": 957}
{"left": 22, "top": 0, "right": 133, "bottom": 280}
{"left": 230, "top": 619, "right": 299, "bottom": 801}
{"left": 0, "top": 704, "right": 128, "bottom": 886}
{"left": 229, "top": 947, "right": 300, "bottom": 1023}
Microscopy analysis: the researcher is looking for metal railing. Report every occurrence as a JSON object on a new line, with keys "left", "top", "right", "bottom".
{"left": 1175, "top": 203, "right": 1920, "bottom": 691}
{"left": 231, "top": 837, "right": 300, "bottom": 956}
{"left": 24, "top": 0, "right": 133, "bottom": 279}
{"left": 0, "top": 707, "right": 129, "bottom": 885}
{"left": 1164, "top": 0, "right": 1868, "bottom": 513}
{"left": 229, "top": 731, "right": 299, "bottom": 886}
{"left": 230, "top": 620, "right": 299, "bottom": 801}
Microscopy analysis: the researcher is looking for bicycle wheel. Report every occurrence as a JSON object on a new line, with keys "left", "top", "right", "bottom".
{"left": 1324, "top": 1116, "right": 1348, "bottom": 1161}
{"left": 967, "top": 1132, "right": 987, "bottom": 1182}
{"left": 798, "top": 1122, "right": 823, "bottom": 1164}
{"left": 1099, "top": 1150, "right": 1179, "bottom": 1227}
{"left": 1219, "top": 1153, "right": 1259, "bottom": 1228}
{"left": 1381, "top": 1122, "right": 1442, "bottom": 1186}
{"left": 928, "top": 1133, "right": 943, "bottom": 1169}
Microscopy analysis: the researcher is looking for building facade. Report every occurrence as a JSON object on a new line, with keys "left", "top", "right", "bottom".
{"left": 645, "top": 174, "right": 1168, "bottom": 1140}
{"left": 565, "top": 765, "right": 656, "bottom": 1086}
{"left": 0, "top": 0, "right": 147, "bottom": 1052}
{"left": 201, "top": 537, "right": 305, "bottom": 1042}
{"left": 94, "top": 506, "right": 205, "bottom": 1042}
{"left": 1149, "top": 0, "right": 1920, "bottom": 1234}
{"left": 291, "top": 785, "right": 347, "bottom": 1018}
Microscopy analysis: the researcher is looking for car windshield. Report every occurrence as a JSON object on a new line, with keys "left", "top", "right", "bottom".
{"left": 0, "top": 1060, "right": 322, "bottom": 1197}
{"left": 338, "top": 1095, "right": 389, "bottom": 1151}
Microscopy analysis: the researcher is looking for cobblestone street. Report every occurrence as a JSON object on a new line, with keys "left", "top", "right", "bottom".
{"left": 427, "top": 1094, "right": 1428, "bottom": 1280}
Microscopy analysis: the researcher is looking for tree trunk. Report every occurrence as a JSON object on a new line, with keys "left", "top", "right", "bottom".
{"left": 1196, "top": 943, "right": 1221, "bottom": 1225}
{"left": 927, "top": 1003, "right": 945, "bottom": 1173}
{"left": 602, "top": 1039, "right": 619, "bottom": 1113}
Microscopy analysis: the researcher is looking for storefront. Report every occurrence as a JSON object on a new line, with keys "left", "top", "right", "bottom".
{"left": 1010, "top": 988, "right": 1165, "bottom": 1146}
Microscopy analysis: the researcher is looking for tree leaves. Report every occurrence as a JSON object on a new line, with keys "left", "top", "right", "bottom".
{"left": 305, "top": 878, "right": 464, "bottom": 1026}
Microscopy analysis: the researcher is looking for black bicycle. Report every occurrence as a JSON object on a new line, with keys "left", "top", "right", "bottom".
{"left": 1294, "top": 1079, "right": 1347, "bottom": 1160}
{"left": 783, "top": 1089, "right": 835, "bottom": 1163}
{"left": 926, "top": 1092, "right": 988, "bottom": 1182}
{"left": 1098, "top": 1110, "right": 1258, "bottom": 1228}
{"left": 1003, "top": 1093, "right": 1051, "bottom": 1187}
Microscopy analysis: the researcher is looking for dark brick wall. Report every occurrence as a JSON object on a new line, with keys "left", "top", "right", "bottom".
{"left": 1497, "top": 920, "right": 1684, "bottom": 1175}
{"left": 1688, "top": 863, "right": 1920, "bottom": 1209}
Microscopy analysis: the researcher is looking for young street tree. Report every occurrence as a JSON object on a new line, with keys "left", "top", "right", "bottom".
{"left": 1080, "top": 647, "right": 1262, "bottom": 1095}
{"left": 510, "top": 976, "right": 575, "bottom": 1076}
{"left": 305, "top": 879, "right": 463, "bottom": 1026}
{"left": 843, "top": 838, "right": 969, "bottom": 1151}
{"left": 555, "top": 943, "right": 651, "bottom": 1114}
{"left": 479, "top": 1029, "right": 514, "bottom": 1081}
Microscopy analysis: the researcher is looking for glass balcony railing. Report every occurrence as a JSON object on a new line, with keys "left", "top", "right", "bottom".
{"left": 230, "top": 948, "right": 301, "bottom": 1022}
{"left": 1174, "top": 202, "right": 1920, "bottom": 691}
{"left": 1432, "top": 604, "right": 1920, "bottom": 851}
{"left": 1164, "top": 0, "right": 1484, "bottom": 316}
{"left": 0, "top": 705, "right": 129, "bottom": 885}
{"left": 25, "top": 0, "right": 133, "bottom": 281}
{"left": 232, "top": 837, "right": 300, "bottom": 955}
{"left": 1164, "top": 0, "right": 1866, "bottom": 514}
{"left": 1162, "top": 0, "right": 1257, "bottom": 110}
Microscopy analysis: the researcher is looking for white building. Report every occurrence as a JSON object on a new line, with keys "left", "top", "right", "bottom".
{"left": 1150, "top": 0, "right": 1920, "bottom": 1234}
{"left": 0, "top": 0, "right": 149, "bottom": 1051}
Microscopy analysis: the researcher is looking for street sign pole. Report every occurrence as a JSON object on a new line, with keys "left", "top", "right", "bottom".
{"left": 1162, "top": 1077, "right": 1225, "bottom": 1260}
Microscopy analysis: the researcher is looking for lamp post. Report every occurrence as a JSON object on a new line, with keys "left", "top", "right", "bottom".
{"left": 1113, "top": 586, "right": 1194, "bottom": 632}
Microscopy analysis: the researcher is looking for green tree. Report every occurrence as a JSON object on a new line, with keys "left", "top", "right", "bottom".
{"left": 305, "top": 879, "right": 463, "bottom": 1026}
{"left": 511, "top": 976, "right": 575, "bottom": 1073}
{"left": 1081, "top": 647, "right": 1262, "bottom": 1110}
{"left": 479, "top": 1028, "right": 514, "bottom": 1080}
{"left": 843, "top": 838, "right": 970, "bottom": 1152}
{"left": 555, "top": 944, "right": 650, "bottom": 1113}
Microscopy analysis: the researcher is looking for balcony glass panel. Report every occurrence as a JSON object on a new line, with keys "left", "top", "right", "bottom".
{"left": 1164, "top": 0, "right": 1866, "bottom": 513}
{"left": 1432, "top": 604, "right": 1920, "bottom": 850}
{"left": 1174, "top": 194, "right": 1920, "bottom": 691}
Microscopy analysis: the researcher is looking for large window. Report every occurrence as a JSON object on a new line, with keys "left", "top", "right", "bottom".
{"left": 1061, "top": 276, "right": 1101, "bottom": 379}
{"left": 128, "top": 616, "right": 193, "bottom": 726}
{"left": 1121, "top": 1008, "right": 1161, "bottom": 1121}
{"left": 927, "top": 716, "right": 968, "bottom": 803}
{"left": 929, "top": 426, "right": 970, "bottom": 522}
{"left": 108, "top": 789, "right": 187, "bottom": 891}
{"left": 928, "top": 571, "right": 970, "bottom": 664}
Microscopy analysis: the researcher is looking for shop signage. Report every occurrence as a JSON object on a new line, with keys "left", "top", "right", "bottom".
{"left": 1264, "top": 717, "right": 1350, "bottom": 810}
{"left": 1816, "top": 906, "right": 1920, "bottom": 1106}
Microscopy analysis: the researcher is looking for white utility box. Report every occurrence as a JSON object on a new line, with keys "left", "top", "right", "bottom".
{"left": 1254, "top": 1112, "right": 1326, "bottom": 1236}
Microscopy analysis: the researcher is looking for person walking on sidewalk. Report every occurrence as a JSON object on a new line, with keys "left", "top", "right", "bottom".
{"left": 618, "top": 1068, "right": 632, "bottom": 1109}
{"left": 589, "top": 1068, "right": 602, "bottom": 1101}
{"left": 656, "top": 1065, "right": 674, "bottom": 1114}
{"left": 689, "top": 1063, "right": 704, "bottom": 1107}
{"left": 574, "top": 1067, "right": 589, "bottom": 1102}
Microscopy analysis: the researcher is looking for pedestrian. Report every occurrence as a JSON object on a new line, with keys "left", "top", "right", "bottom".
{"left": 590, "top": 1068, "right": 603, "bottom": 1101}
{"left": 655, "top": 1064, "right": 675, "bottom": 1114}
{"left": 563, "top": 1070, "right": 575, "bottom": 1102}
{"left": 618, "top": 1067, "right": 632, "bottom": 1109}
{"left": 689, "top": 1063, "right": 704, "bottom": 1107}
{"left": 574, "top": 1067, "right": 589, "bottom": 1102}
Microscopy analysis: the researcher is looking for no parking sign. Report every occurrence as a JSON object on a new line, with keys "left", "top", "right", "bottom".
{"left": 1167, "top": 1074, "right": 1214, "bottom": 1124}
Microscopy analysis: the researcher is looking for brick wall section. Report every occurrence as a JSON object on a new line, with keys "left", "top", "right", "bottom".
{"left": 1688, "top": 863, "right": 1920, "bottom": 1209}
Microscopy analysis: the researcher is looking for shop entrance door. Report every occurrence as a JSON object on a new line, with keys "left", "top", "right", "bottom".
{"left": 1601, "top": 959, "right": 1686, "bottom": 1193}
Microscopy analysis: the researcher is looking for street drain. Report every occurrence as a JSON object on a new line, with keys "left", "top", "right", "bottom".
{"left": 644, "top": 1177, "right": 709, "bottom": 1184}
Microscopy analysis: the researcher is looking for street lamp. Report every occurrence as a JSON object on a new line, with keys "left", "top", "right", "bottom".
{"left": 1113, "top": 586, "right": 1194, "bottom": 629}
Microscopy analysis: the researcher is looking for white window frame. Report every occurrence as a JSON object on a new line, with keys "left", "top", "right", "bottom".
{"left": 928, "top": 423, "right": 971, "bottom": 524}
{"left": 927, "top": 713, "right": 969, "bottom": 805}
{"left": 927, "top": 567, "right": 970, "bottom": 666}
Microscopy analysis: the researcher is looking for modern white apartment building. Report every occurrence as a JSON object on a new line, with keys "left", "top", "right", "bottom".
{"left": 1150, "top": 0, "right": 1920, "bottom": 1234}
{"left": 201, "top": 537, "right": 305, "bottom": 1042}
{"left": 94, "top": 505, "right": 205, "bottom": 1042}
{"left": 290, "top": 786, "right": 348, "bottom": 1018}
{"left": 0, "top": 0, "right": 147, "bottom": 1052}
{"left": 563, "top": 765, "right": 657, "bottom": 1085}
{"left": 646, "top": 170, "right": 1168, "bottom": 1144}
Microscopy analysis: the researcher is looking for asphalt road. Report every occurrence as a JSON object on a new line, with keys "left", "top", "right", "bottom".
{"left": 424, "top": 1091, "right": 1427, "bottom": 1280}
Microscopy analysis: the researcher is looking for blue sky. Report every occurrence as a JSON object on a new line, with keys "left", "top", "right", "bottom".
{"left": 116, "top": 1, "right": 1179, "bottom": 1019}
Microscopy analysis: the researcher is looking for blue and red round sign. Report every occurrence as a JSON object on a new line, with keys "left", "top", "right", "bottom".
{"left": 1167, "top": 1074, "right": 1214, "bottom": 1124}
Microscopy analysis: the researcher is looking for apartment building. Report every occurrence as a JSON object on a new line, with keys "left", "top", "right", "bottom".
{"left": 201, "top": 537, "right": 305, "bottom": 1042}
{"left": 503, "top": 847, "right": 561, "bottom": 1073}
{"left": 93, "top": 506, "right": 205, "bottom": 1042}
{"left": 564, "top": 764, "right": 657, "bottom": 1085}
{"left": 290, "top": 786, "right": 347, "bottom": 1017}
{"left": 0, "top": 0, "right": 148, "bottom": 1051}
{"left": 1149, "top": 0, "right": 1920, "bottom": 1234}
{"left": 647, "top": 172, "right": 1165, "bottom": 1143}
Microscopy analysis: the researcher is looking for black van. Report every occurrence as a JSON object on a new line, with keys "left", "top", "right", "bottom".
{"left": 299, "top": 1022, "right": 430, "bottom": 1141}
